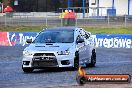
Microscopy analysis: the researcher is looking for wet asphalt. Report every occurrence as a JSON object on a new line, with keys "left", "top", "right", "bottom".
{"left": 0, "top": 46, "right": 132, "bottom": 88}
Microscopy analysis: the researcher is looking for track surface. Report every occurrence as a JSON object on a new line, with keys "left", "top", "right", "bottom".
{"left": 0, "top": 46, "right": 132, "bottom": 88}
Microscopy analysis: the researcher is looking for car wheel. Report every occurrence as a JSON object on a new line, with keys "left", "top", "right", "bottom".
{"left": 86, "top": 49, "right": 96, "bottom": 67}
{"left": 22, "top": 66, "right": 34, "bottom": 73}
{"left": 89, "top": 49, "right": 96, "bottom": 67}
{"left": 74, "top": 51, "right": 79, "bottom": 70}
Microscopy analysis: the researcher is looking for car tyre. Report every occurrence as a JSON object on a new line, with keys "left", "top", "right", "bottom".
{"left": 22, "top": 66, "right": 34, "bottom": 73}
{"left": 86, "top": 49, "right": 96, "bottom": 67}
{"left": 89, "top": 49, "right": 96, "bottom": 67}
{"left": 74, "top": 51, "right": 79, "bottom": 70}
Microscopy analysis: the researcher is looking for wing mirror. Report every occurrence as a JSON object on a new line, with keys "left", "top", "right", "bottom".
{"left": 26, "top": 39, "right": 32, "bottom": 43}
{"left": 85, "top": 32, "right": 91, "bottom": 39}
{"left": 76, "top": 38, "right": 84, "bottom": 43}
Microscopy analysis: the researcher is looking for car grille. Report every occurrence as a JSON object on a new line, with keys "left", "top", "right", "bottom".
{"left": 32, "top": 53, "right": 58, "bottom": 67}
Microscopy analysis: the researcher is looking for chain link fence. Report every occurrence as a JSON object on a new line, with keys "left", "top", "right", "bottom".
{"left": 0, "top": 12, "right": 132, "bottom": 28}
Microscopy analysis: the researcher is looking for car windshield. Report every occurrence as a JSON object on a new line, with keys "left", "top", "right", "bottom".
{"left": 33, "top": 30, "right": 74, "bottom": 43}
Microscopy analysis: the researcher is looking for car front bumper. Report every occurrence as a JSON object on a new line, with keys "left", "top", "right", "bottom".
{"left": 22, "top": 51, "right": 75, "bottom": 68}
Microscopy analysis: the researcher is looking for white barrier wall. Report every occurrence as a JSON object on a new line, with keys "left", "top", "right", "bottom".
{"left": 115, "top": 0, "right": 128, "bottom": 15}
{"left": 130, "top": 0, "right": 132, "bottom": 15}
{"left": 89, "top": 0, "right": 132, "bottom": 16}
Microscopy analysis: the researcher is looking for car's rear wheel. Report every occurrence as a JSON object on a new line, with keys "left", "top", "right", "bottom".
{"left": 89, "top": 49, "right": 96, "bottom": 67}
{"left": 22, "top": 66, "right": 34, "bottom": 73}
{"left": 86, "top": 49, "right": 96, "bottom": 67}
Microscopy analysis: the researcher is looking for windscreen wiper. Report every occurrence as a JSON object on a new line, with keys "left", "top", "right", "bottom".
{"left": 45, "top": 42, "right": 56, "bottom": 45}
{"left": 45, "top": 42, "right": 56, "bottom": 43}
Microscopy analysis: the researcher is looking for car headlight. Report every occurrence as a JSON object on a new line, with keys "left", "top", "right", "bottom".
{"left": 23, "top": 50, "right": 33, "bottom": 56}
{"left": 57, "top": 50, "right": 70, "bottom": 55}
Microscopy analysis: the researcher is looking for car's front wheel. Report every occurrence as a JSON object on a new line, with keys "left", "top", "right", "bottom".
{"left": 22, "top": 66, "right": 34, "bottom": 73}
{"left": 74, "top": 51, "right": 79, "bottom": 70}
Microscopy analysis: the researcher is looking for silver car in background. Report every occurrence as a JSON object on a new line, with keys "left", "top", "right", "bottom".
{"left": 22, "top": 27, "right": 96, "bottom": 72}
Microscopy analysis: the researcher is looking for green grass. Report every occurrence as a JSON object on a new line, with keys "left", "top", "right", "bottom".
{"left": 0, "top": 25, "right": 46, "bottom": 32}
{"left": 0, "top": 25, "right": 132, "bottom": 34}
{"left": 84, "top": 27, "right": 132, "bottom": 34}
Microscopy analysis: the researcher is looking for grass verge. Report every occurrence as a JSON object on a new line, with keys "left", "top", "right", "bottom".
{"left": 0, "top": 25, "right": 132, "bottom": 34}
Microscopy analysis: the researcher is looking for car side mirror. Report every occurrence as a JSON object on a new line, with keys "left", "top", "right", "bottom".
{"left": 76, "top": 38, "right": 84, "bottom": 43}
{"left": 26, "top": 39, "right": 32, "bottom": 43}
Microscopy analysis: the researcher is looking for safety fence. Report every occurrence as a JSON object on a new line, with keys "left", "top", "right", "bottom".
{"left": 0, "top": 32, "right": 132, "bottom": 48}
{"left": 0, "top": 12, "right": 132, "bottom": 27}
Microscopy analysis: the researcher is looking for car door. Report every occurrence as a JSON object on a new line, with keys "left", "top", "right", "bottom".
{"left": 81, "top": 30, "right": 90, "bottom": 62}
{"left": 84, "top": 32, "right": 91, "bottom": 60}
{"left": 76, "top": 29, "right": 87, "bottom": 65}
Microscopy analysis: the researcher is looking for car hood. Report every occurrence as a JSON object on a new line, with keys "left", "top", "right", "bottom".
{"left": 24, "top": 43, "right": 75, "bottom": 52}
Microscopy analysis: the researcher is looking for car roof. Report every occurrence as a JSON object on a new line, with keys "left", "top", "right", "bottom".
{"left": 43, "top": 27, "right": 78, "bottom": 31}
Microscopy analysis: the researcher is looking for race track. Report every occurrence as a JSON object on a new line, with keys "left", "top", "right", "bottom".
{"left": 0, "top": 46, "right": 132, "bottom": 88}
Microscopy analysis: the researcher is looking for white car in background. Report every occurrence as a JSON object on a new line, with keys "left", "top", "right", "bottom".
{"left": 22, "top": 27, "right": 96, "bottom": 72}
